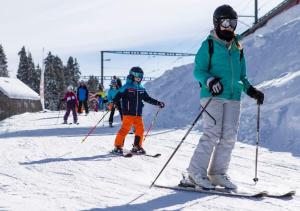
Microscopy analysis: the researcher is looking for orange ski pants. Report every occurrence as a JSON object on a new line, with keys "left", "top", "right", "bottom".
{"left": 114, "top": 115, "right": 144, "bottom": 148}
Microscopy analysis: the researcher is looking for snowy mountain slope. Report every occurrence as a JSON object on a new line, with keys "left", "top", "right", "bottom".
{"left": 0, "top": 111, "right": 300, "bottom": 210}
{"left": 239, "top": 70, "right": 300, "bottom": 156}
{"left": 143, "top": 4, "right": 300, "bottom": 156}
{"left": 144, "top": 63, "right": 201, "bottom": 129}
{"left": 243, "top": 4, "right": 300, "bottom": 84}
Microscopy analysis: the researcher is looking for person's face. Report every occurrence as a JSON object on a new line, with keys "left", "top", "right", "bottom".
{"left": 134, "top": 77, "right": 142, "bottom": 83}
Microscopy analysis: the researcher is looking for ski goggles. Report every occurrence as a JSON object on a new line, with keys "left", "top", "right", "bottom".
{"left": 220, "top": 18, "right": 237, "bottom": 29}
{"left": 130, "top": 71, "right": 143, "bottom": 79}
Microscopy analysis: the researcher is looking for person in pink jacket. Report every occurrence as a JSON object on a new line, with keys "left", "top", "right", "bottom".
{"left": 61, "top": 85, "right": 78, "bottom": 124}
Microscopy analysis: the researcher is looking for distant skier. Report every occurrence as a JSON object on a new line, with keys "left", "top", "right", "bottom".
{"left": 77, "top": 80, "right": 89, "bottom": 115}
{"left": 61, "top": 85, "right": 78, "bottom": 124}
{"left": 95, "top": 84, "right": 107, "bottom": 111}
{"left": 111, "top": 67, "right": 165, "bottom": 155}
{"left": 107, "top": 79, "right": 122, "bottom": 127}
{"left": 186, "top": 5, "right": 264, "bottom": 190}
{"left": 112, "top": 75, "right": 123, "bottom": 89}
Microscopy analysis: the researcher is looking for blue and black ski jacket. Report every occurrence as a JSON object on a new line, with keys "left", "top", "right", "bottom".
{"left": 77, "top": 85, "right": 89, "bottom": 101}
{"left": 113, "top": 77, "right": 160, "bottom": 116}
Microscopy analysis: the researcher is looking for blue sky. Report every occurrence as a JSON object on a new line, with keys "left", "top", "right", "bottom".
{"left": 1, "top": 0, "right": 283, "bottom": 79}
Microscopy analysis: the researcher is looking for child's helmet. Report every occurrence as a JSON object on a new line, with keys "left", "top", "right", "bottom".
{"left": 67, "top": 85, "right": 73, "bottom": 91}
{"left": 129, "top": 66, "right": 144, "bottom": 79}
{"left": 213, "top": 5, "right": 238, "bottom": 31}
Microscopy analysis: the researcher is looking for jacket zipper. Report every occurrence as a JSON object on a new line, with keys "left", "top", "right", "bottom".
{"left": 229, "top": 50, "right": 234, "bottom": 99}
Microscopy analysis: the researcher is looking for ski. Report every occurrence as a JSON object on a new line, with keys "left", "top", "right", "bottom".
{"left": 131, "top": 152, "right": 161, "bottom": 158}
{"left": 153, "top": 184, "right": 268, "bottom": 198}
{"left": 110, "top": 151, "right": 133, "bottom": 158}
{"left": 265, "top": 190, "right": 296, "bottom": 198}
{"left": 69, "top": 122, "right": 79, "bottom": 125}
{"left": 110, "top": 150, "right": 161, "bottom": 158}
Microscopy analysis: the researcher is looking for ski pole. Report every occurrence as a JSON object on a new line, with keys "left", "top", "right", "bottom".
{"left": 81, "top": 110, "right": 110, "bottom": 143}
{"left": 201, "top": 105, "right": 216, "bottom": 125}
{"left": 143, "top": 107, "right": 161, "bottom": 142}
{"left": 253, "top": 103, "right": 260, "bottom": 183}
{"left": 150, "top": 97, "right": 213, "bottom": 188}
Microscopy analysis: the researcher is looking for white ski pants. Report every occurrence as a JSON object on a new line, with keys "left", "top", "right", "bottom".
{"left": 188, "top": 98, "right": 241, "bottom": 176}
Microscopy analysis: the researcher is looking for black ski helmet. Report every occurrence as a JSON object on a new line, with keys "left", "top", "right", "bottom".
{"left": 129, "top": 66, "right": 144, "bottom": 79}
{"left": 213, "top": 5, "right": 238, "bottom": 31}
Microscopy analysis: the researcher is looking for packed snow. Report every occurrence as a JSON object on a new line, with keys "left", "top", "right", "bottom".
{"left": 0, "top": 111, "right": 299, "bottom": 210}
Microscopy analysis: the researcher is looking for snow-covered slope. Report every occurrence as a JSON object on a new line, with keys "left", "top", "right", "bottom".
{"left": 144, "top": 64, "right": 201, "bottom": 129}
{"left": 144, "top": 4, "right": 300, "bottom": 156}
{"left": 239, "top": 70, "right": 300, "bottom": 156}
{"left": 243, "top": 5, "right": 300, "bottom": 84}
{"left": 0, "top": 111, "right": 299, "bottom": 210}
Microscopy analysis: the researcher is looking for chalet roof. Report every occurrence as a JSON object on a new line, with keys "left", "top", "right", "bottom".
{"left": 0, "top": 77, "right": 40, "bottom": 100}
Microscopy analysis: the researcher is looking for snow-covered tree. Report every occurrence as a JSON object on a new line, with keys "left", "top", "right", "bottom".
{"left": 64, "top": 56, "right": 81, "bottom": 88}
{"left": 0, "top": 44, "right": 9, "bottom": 77}
{"left": 87, "top": 75, "right": 99, "bottom": 93}
{"left": 17, "top": 46, "right": 29, "bottom": 82}
{"left": 44, "top": 52, "right": 65, "bottom": 110}
{"left": 16, "top": 47, "right": 40, "bottom": 93}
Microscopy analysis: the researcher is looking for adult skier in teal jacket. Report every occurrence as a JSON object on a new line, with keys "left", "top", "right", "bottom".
{"left": 186, "top": 5, "right": 264, "bottom": 190}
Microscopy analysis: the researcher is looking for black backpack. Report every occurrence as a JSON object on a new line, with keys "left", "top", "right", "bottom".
{"left": 199, "top": 38, "right": 244, "bottom": 87}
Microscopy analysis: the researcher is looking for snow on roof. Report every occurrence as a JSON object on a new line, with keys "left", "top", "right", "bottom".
{"left": 0, "top": 77, "right": 40, "bottom": 100}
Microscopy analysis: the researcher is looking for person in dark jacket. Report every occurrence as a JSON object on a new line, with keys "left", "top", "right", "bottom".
{"left": 111, "top": 67, "right": 165, "bottom": 155}
{"left": 107, "top": 79, "right": 122, "bottom": 127}
{"left": 77, "top": 80, "right": 89, "bottom": 115}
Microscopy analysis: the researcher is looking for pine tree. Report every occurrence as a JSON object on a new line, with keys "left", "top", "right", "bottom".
{"left": 0, "top": 44, "right": 9, "bottom": 77}
{"left": 44, "top": 52, "right": 65, "bottom": 110}
{"left": 27, "top": 53, "right": 40, "bottom": 93}
{"left": 64, "top": 56, "right": 81, "bottom": 88}
{"left": 74, "top": 58, "right": 81, "bottom": 84}
{"left": 87, "top": 75, "right": 99, "bottom": 93}
{"left": 17, "top": 46, "right": 29, "bottom": 83}
{"left": 34, "top": 64, "right": 42, "bottom": 93}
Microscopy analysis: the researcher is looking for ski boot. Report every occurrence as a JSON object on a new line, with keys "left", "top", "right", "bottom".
{"left": 208, "top": 174, "right": 237, "bottom": 190}
{"left": 111, "top": 147, "right": 123, "bottom": 155}
{"left": 187, "top": 172, "right": 215, "bottom": 190}
{"left": 131, "top": 145, "right": 146, "bottom": 154}
{"left": 63, "top": 120, "right": 67, "bottom": 124}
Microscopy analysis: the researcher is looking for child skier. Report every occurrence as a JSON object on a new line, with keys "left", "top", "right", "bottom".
{"left": 107, "top": 79, "right": 122, "bottom": 127}
{"left": 95, "top": 84, "right": 107, "bottom": 111}
{"left": 185, "top": 5, "right": 264, "bottom": 190}
{"left": 61, "top": 85, "right": 78, "bottom": 124}
{"left": 111, "top": 67, "right": 165, "bottom": 155}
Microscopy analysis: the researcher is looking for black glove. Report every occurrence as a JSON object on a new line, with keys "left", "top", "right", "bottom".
{"left": 247, "top": 86, "right": 264, "bottom": 105}
{"left": 208, "top": 77, "right": 223, "bottom": 96}
{"left": 158, "top": 101, "right": 165, "bottom": 108}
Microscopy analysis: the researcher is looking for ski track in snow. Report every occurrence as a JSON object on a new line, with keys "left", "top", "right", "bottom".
{"left": 0, "top": 111, "right": 299, "bottom": 211}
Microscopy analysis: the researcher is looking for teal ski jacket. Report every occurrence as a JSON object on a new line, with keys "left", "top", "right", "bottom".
{"left": 194, "top": 33, "right": 251, "bottom": 101}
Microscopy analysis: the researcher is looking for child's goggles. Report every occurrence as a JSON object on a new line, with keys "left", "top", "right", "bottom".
{"left": 130, "top": 71, "right": 143, "bottom": 79}
{"left": 220, "top": 18, "right": 237, "bottom": 29}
